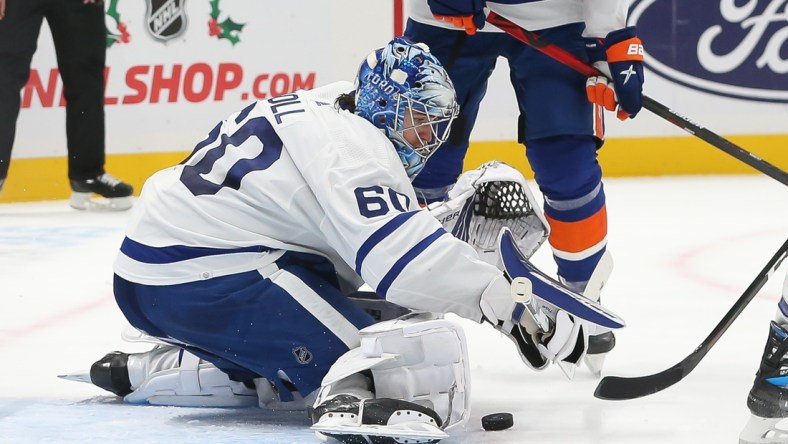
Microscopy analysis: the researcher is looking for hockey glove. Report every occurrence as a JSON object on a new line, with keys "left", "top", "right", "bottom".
{"left": 535, "top": 309, "right": 590, "bottom": 378}
{"left": 427, "top": 0, "right": 487, "bottom": 35}
{"left": 480, "top": 275, "right": 590, "bottom": 378}
{"left": 479, "top": 275, "right": 550, "bottom": 371}
{"left": 427, "top": 161, "right": 549, "bottom": 267}
{"left": 585, "top": 27, "right": 645, "bottom": 120}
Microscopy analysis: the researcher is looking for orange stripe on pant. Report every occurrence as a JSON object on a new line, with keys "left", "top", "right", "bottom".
{"left": 545, "top": 205, "right": 607, "bottom": 254}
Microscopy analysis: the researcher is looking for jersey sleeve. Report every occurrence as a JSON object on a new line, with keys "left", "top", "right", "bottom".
{"left": 274, "top": 89, "right": 503, "bottom": 321}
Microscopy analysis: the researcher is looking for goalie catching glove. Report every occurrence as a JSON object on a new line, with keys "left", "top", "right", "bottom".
{"left": 427, "top": 160, "right": 549, "bottom": 267}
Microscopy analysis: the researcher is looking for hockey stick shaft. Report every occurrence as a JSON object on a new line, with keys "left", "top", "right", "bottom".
{"left": 486, "top": 12, "right": 788, "bottom": 187}
{"left": 594, "top": 238, "right": 788, "bottom": 400}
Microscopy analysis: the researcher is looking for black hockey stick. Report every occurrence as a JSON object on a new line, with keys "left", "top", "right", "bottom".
{"left": 593, "top": 238, "right": 788, "bottom": 400}
{"left": 486, "top": 12, "right": 788, "bottom": 187}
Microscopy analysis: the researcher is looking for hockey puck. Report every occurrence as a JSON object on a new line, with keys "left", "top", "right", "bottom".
{"left": 481, "top": 412, "right": 514, "bottom": 431}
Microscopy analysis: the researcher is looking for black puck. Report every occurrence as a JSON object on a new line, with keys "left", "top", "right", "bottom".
{"left": 481, "top": 412, "right": 514, "bottom": 431}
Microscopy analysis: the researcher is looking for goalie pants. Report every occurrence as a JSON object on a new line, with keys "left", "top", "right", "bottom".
{"left": 405, "top": 20, "right": 607, "bottom": 284}
{"left": 113, "top": 258, "right": 375, "bottom": 401}
{"left": 0, "top": 0, "right": 106, "bottom": 181}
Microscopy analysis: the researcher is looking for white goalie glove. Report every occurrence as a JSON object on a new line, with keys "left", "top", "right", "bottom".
{"left": 427, "top": 161, "right": 549, "bottom": 266}
{"left": 481, "top": 275, "right": 592, "bottom": 379}
{"left": 523, "top": 301, "right": 591, "bottom": 379}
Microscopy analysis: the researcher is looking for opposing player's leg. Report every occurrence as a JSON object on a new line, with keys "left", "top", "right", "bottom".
{"left": 740, "top": 271, "right": 788, "bottom": 443}
{"left": 525, "top": 134, "right": 613, "bottom": 376}
{"left": 404, "top": 20, "right": 501, "bottom": 204}
{"left": 310, "top": 313, "right": 470, "bottom": 443}
{"left": 508, "top": 22, "right": 615, "bottom": 375}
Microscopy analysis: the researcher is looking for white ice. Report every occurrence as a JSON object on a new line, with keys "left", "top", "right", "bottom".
{"left": 1, "top": 175, "right": 786, "bottom": 443}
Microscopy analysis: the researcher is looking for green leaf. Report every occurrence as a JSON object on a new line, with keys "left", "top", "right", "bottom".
{"left": 209, "top": 0, "right": 221, "bottom": 19}
{"left": 106, "top": 0, "right": 121, "bottom": 21}
{"left": 218, "top": 17, "right": 245, "bottom": 45}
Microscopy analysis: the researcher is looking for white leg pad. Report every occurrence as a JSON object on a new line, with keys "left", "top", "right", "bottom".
{"left": 123, "top": 346, "right": 257, "bottom": 407}
{"left": 314, "top": 313, "right": 471, "bottom": 430}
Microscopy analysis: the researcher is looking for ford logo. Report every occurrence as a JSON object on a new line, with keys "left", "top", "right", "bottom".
{"left": 631, "top": 0, "right": 788, "bottom": 102}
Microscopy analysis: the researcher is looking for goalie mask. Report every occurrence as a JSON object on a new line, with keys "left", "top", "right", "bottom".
{"left": 355, "top": 37, "right": 459, "bottom": 179}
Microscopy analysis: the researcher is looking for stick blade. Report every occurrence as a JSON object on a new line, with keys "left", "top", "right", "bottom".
{"left": 593, "top": 367, "right": 685, "bottom": 400}
{"left": 58, "top": 371, "right": 93, "bottom": 384}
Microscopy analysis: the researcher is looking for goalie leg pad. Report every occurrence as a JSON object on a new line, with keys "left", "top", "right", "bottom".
{"left": 122, "top": 346, "right": 258, "bottom": 407}
{"left": 313, "top": 313, "right": 471, "bottom": 431}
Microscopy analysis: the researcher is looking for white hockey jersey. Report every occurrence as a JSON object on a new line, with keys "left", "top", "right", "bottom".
{"left": 407, "top": 0, "right": 629, "bottom": 37}
{"left": 114, "top": 82, "right": 504, "bottom": 321}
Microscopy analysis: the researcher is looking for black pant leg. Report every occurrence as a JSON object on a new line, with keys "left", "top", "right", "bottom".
{"left": 0, "top": 0, "right": 46, "bottom": 180}
{"left": 46, "top": 0, "right": 106, "bottom": 180}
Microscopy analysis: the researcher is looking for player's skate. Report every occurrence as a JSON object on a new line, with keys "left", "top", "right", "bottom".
{"left": 311, "top": 394, "right": 447, "bottom": 444}
{"left": 69, "top": 172, "right": 133, "bottom": 211}
{"left": 740, "top": 322, "right": 788, "bottom": 444}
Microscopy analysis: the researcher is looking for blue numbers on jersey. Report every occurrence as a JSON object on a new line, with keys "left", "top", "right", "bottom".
{"left": 355, "top": 186, "right": 411, "bottom": 217}
{"left": 180, "top": 115, "right": 283, "bottom": 196}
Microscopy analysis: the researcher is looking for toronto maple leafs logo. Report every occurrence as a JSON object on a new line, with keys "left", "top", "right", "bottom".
{"left": 145, "top": 0, "right": 187, "bottom": 43}
{"left": 208, "top": 0, "right": 245, "bottom": 45}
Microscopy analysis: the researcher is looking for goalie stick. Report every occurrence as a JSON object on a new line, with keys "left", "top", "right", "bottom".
{"left": 594, "top": 238, "right": 788, "bottom": 400}
{"left": 499, "top": 228, "right": 625, "bottom": 330}
{"left": 485, "top": 11, "right": 788, "bottom": 188}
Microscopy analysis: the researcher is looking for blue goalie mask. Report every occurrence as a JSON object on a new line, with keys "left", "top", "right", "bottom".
{"left": 355, "top": 37, "right": 459, "bottom": 179}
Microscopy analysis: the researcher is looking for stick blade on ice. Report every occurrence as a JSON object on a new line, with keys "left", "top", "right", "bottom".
{"left": 595, "top": 240, "right": 788, "bottom": 401}
{"left": 594, "top": 366, "right": 687, "bottom": 400}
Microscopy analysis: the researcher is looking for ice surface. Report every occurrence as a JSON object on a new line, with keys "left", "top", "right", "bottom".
{"left": 1, "top": 175, "right": 786, "bottom": 443}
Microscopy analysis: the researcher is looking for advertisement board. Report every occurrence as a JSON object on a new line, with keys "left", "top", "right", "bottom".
{"left": 3, "top": 0, "right": 786, "bottom": 202}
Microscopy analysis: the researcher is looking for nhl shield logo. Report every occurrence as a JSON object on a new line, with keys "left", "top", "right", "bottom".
{"left": 292, "top": 346, "right": 313, "bottom": 365}
{"left": 145, "top": 0, "right": 187, "bottom": 42}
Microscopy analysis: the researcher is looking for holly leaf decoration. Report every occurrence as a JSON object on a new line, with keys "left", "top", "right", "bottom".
{"left": 105, "top": 0, "right": 126, "bottom": 48}
{"left": 209, "top": 0, "right": 221, "bottom": 19}
{"left": 218, "top": 18, "right": 245, "bottom": 45}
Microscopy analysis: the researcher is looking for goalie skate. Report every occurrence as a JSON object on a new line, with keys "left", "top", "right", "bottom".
{"left": 311, "top": 395, "right": 447, "bottom": 444}
{"left": 59, "top": 351, "right": 132, "bottom": 396}
{"left": 58, "top": 372, "right": 93, "bottom": 385}
{"left": 499, "top": 228, "right": 625, "bottom": 330}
